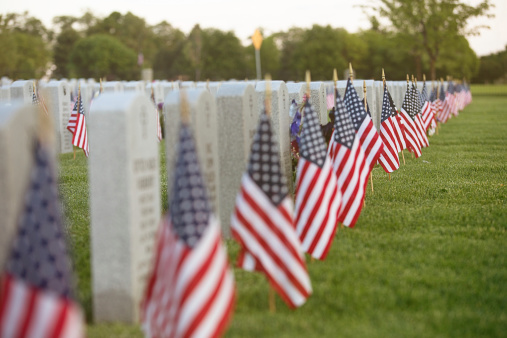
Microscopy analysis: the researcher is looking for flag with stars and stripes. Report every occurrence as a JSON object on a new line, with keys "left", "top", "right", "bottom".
{"left": 141, "top": 123, "right": 234, "bottom": 338}
{"left": 151, "top": 88, "right": 163, "bottom": 142}
{"left": 66, "top": 92, "right": 89, "bottom": 157}
{"left": 378, "top": 86, "right": 400, "bottom": 173}
{"left": 439, "top": 84, "right": 452, "bottom": 123}
{"left": 399, "top": 83, "right": 422, "bottom": 157}
{"left": 420, "top": 82, "right": 434, "bottom": 131}
{"left": 231, "top": 111, "right": 312, "bottom": 308}
{"left": 387, "top": 90, "right": 406, "bottom": 152}
{"left": 411, "top": 83, "right": 429, "bottom": 148}
{"left": 343, "top": 79, "right": 384, "bottom": 173}
{"left": 32, "top": 85, "right": 49, "bottom": 115}
{"left": 295, "top": 101, "right": 341, "bottom": 260}
{"left": 327, "top": 91, "right": 369, "bottom": 228}
{"left": 0, "top": 143, "right": 84, "bottom": 338}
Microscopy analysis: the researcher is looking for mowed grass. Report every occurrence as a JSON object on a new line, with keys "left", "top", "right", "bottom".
{"left": 59, "top": 95, "right": 507, "bottom": 337}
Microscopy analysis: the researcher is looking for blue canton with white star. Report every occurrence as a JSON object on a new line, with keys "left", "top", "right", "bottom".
{"left": 6, "top": 143, "right": 75, "bottom": 299}
{"left": 247, "top": 112, "right": 288, "bottom": 206}
{"left": 299, "top": 101, "right": 327, "bottom": 168}
{"left": 333, "top": 90, "right": 356, "bottom": 150}
{"left": 169, "top": 124, "right": 212, "bottom": 248}
{"left": 381, "top": 86, "right": 393, "bottom": 123}
{"left": 343, "top": 79, "right": 367, "bottom": 132}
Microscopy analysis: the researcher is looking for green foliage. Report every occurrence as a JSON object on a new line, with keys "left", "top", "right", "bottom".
{"left": 473, "top": 46, "right": 507, "bottom": 84}
{"left": 52, "top": 16, "right": 81, "bottom": 78}
{"left": 69, "top": 34, "right": 138, "bottom": 80}
{"left": 374, "top": 0, "right": 493, "bottom": 80}
{"left": 152, "top": 21, "right": 188, "bottom": 80}
{"left": 0, "top": 12, "right": 51, "bottom": 79}
{"left": 245, "top": 34, "right": 281, "bottom": 80}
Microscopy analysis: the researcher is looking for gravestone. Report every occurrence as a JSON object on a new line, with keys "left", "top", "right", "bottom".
{"left": 125, "top": 81, "right": 145, "bottom": 93}
{"left": 10, "top": 80, "right": 34, "bottom": 103}
{"left": 164, "top": 88, "right": 221, "bottom": 225}
{"left": 254, "top": 81, "right": 293, "bottom": 194}
{"left": 0, "top": 101, "right": 38, "bottom": 269}
{"left": 336, "top": 80, "right": 348, "bottom": 99}
{"left": 40, "top": 81, "right": 73, "bottom": 154}
{"left": 0, "top": 86, "right": 10, "bottom": 102}
{"left": 146, "top": 81, "right": 164, "bottom": 105}
{"left": 102, "top": 81, "right": 124, "bottom": 94}
{"left": 215, "top": 83, "right": 259, "bottom": 236}
{"left": 310, "top": 82, "right": 328, "bottom": 124}
{"left": 78, "top": 81, "right": 94, "bottom": 115}
{"left": 286, "top": 82, "right": 306, "bottom": 105}
{"left": 88, "top": 92, "right": 161, "bottom": 323}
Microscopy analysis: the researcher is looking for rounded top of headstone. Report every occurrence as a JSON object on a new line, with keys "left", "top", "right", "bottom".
{"left": 255, "top": 80, "right": 287, "bottom": 92}
{"left": 164, "top": 87, "right": 214, "bottom": 108}
{"left": 88, "top": 91, "right": 150, "bottom": 115}
{"left": 286, "top": 82, "right": 306, "bottom": 94}
{"left": 310, "top": 81, "right": 325, "bottom": 90}
{"left": 216, "top": 82, "right": 254, "bottom": 97}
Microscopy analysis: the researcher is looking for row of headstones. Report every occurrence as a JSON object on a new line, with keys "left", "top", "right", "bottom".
{"left": 0, "top": 78, "right": 448, "bottom": 324}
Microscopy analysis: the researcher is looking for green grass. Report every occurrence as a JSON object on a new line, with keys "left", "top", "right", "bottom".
{"left": 470, "top": 84, "right": 507, "bottom": 96}
{"left": 60, "top": 96, "right": 507, "bottom": 337}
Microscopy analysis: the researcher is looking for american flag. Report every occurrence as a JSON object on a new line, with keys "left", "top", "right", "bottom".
{"left": 411, "top": 83, "right": 429, "bottom": 148}
{"left": 420, "top": 82, "right": 434, "bottom": 131}
{"left": 439, "top": 84, "right": 452, "bottom": 123}
{"left": 387, "top": 91, "right": 406, "bottom": 152}
{"left": 32, "top": 85, "right": 49, "bottom": 115}
{"left": 378, "top": 86, "right": 400, "bottom": 173}
{"left": 327, "top": 91, "right": 368, "bottom": 227}
{"left": 343, "top": 79, "right": 384, "bottom": 172}
{"left": 231, "top": 111, "right": 312, "bottom": 308}
{"left": 295, "top": 101, "right": 341, "bottom": 260}
{"left": 447, "top": 81, "right": 458, "bottom": 117}
{"left": 151, "top": 88, "right": 163, "bottom": 142}
{"left": 428, "top": 86, "right": 438, "bottom": 130}
{"left": 67, "top": 93, "right": 89, "bottom": 157}
{"left": 141, "top": 123, "right": 234, "bottom": 337}
{"left": 0, "top": 143, "right": 84, "bottom": 337}
{"left": 399, "top": 83, "right": 422, "bottom": 157}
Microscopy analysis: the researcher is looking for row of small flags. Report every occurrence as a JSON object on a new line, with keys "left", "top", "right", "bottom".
{"left": 2, "top": 75, "right": 471, "bottom": 337}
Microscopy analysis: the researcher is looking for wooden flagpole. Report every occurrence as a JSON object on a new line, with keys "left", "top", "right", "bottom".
{"left": 349, "top": 63, "right": 353, "bottom": 83}
{"left": 264, "top": 73, "right": 276, "bottom": 313}
{"left": 363, "top": 81, "right": 374, "bottom": 193}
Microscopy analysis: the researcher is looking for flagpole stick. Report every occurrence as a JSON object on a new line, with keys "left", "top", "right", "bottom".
{"left": 349, "top": 63, "right": 353, "bottom": 84}
{"left": 401, "top": 150, "right": 405, "bottom": 165}
{"left": 73, "top": 85, "right": 81, "bottom": 160}
{"left": 333, "top": 68, "right": 338, "bottom": 92}
{"left": 363, "top": 81, "right": 374, "bottom": 194}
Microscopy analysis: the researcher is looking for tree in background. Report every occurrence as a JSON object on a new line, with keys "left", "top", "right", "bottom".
{"left": 152, "top": 21, "right": 188, "bottom": 80}
{"left": 473, "top": 46, "right": 507, "bottom": 83}
{"left": 52, "top": 16, "right": 81, "bottom": 79}
{"left": 373, "top": 0, "right": 493, "bottom": 80}
{"left": 69, "top": 34, "right": 137, "bottom": 80}
{"left": 0, "top": 12, "right": 51, "bottom": 79}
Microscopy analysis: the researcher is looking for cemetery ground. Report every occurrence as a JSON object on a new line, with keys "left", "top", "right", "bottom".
{"left": 59, "top": 94, "right": 506, "bottom": 337}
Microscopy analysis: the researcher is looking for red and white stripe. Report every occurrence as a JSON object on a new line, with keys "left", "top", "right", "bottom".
{"left": 141, "top": 216, "right": 234, "bottom": 338}
{"left": 356, "top": 117, "right": 384, "bottom": 172}
{"left": 393, "top": 115, "right": 407, "bottom": 151}
{"left": 421, "top": 101, "right": 433, "bottom": 131}
{"left": 66, "top": 102, "right": 77, "bottom": 134}
{"left": 231, "top": 174, "right": 312, "bottom": 308}
{"left": 72, "top": 113, "right": 89, "bottom": 157}
{"left": 378, "top": 118, "right": 400, "bottom": 173}
{"left": 0, "top": 274, "right": 83, "bottom": 338}
{"left": 399, "top": 108, "right": 422, "bottom": 158}
{"left": 328, "top": 133, "right": 368, "bottom": 227}
{"left": 414, "top": 114, "right": 429, "bottom": 148}
{"left": 295, "top": 157, "right": 341, "bottom": 260}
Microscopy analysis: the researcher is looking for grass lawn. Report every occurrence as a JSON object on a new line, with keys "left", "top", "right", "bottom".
{"left": 59, "top": 95, "right": 507, "bottom": 337}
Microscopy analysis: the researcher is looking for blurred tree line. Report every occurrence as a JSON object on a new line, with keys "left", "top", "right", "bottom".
{"left": 0, "top": 3, "right": 499, "bottom": 83}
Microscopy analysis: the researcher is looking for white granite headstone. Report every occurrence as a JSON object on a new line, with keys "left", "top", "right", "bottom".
{"left": 0, "top": 101, "right": 38, "bottom": 269}
{"left": 164, "top": 89, "right": 221, "bottom": 224}
{"left": 10, "top": 80, "right": 34, "bottom": 103}
{"left": 40, "top": 81, "right": 73, "bottom": 154}
{"left": 88, "top": 92, "right": 161, "bottom": 323}
{"left": 310, "top": 82, "right": 328, "bottom": 124}
{"left": 215, "top": 83, "right": 259, "bottom": 236}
